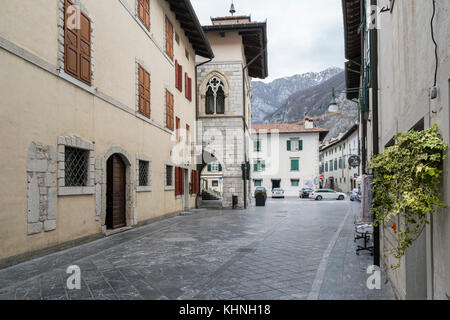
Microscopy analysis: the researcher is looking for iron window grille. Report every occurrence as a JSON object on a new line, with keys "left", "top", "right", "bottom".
{"left": 65, "top": 147, "right": 89, "bottom": 187}
{"left": 166, "top": 165, "right": 173, "bottom": 186}
{"left": 139, "top": 160, "right": 149, "bottom": 186}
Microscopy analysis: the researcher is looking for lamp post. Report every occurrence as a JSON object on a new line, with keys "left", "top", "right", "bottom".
{"left": 328, "top": 88, "right": 339, "bottom": 113}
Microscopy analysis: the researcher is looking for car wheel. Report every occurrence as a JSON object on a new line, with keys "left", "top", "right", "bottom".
{"left": 338, "top": 195, "right": 344, "bottom": 200}
{"left": 316, "top": 196, "right": 323, "bottom": 201}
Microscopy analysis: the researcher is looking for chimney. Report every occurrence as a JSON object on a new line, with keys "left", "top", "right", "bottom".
{"left": 304, "top": 116, "right": 314, "bottom": 129}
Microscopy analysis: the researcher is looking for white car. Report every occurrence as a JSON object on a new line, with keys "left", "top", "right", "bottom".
{"left": 271, "top": 188, "right": 285, "bottom": 198}
{"left": 309, "top": 189, "right": 346, "bottom": 201}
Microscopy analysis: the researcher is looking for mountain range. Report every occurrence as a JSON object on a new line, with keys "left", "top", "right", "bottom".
{"left": 251, "top": 67, "right": 359, "bottom": 140}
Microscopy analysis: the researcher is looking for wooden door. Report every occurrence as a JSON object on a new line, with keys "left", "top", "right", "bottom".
{"left": 106, "top": 155, "right": 126, "bottom": 229}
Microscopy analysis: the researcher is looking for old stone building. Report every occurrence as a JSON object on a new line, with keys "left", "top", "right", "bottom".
{"left": 0, "top": 0, "right": 213, "bottom": 267}
{"left": 196, "top": 13, "right": 268, "bottom": 208}
{"left": 343, "top": 0, "right": 450, "bottom": 299}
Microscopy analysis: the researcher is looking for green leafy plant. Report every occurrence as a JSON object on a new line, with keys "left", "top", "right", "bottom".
{"left": 368, "top": 124, "right": 447, "bottom": 269}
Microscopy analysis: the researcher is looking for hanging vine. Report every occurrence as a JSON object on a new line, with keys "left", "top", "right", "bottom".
{"left": 368, "top": 124, "right": 447, "bottom": 269}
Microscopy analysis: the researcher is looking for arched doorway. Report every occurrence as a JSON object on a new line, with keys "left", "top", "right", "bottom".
{"left": 106, "top": 154, "right": 126, "bottom": 229}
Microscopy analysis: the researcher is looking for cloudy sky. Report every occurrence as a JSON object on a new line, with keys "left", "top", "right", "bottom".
{"left": 190, "top": 0, "right": 345, "bottom": 82}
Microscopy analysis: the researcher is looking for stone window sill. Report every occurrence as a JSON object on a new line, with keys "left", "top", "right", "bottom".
{"left": 137, "top": 186, "right": 152, "bottom": 192}
{"left": 58, "top": 186, "right": 95, "bottom": 196}
{"left": 165, "top": 186, "right": 175, "bottom": 191}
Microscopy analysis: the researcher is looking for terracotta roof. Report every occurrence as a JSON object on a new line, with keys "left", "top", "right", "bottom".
{"left": 251, "top": 123, "right": 328, "bottom": 134}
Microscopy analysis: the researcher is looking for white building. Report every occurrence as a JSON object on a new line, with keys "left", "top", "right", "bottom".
{"left": 251, "top": 119, "right": 328, "bottom": 197}
{"left": 319, "top": 124, "right": 360, "bottom": 193}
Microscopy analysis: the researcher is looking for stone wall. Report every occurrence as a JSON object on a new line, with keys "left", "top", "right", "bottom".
{"left": 26, "top": 142, "right": 57, "bottom": 235}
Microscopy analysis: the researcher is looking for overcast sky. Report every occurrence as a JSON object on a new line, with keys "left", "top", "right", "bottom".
{"left": 190, "top": 0, "right": 345, "bottom": 82}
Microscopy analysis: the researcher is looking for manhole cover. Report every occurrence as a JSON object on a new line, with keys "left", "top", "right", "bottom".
{"left": 237, "top": 248, "right": 256, "bottom": 253}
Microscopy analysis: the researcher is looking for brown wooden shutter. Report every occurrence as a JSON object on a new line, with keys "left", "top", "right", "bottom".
{"left": 166, "top": 90, "right": 174, "bottom": 130}
{"left": 180, "top": 168, "right": 185, "bottom": 195}
{"left": 64, "top": 0, "right": 91, "bottom": 85}
{"left": 186, "top": 124, "right": 190, "bottom": 144}
{"left": 178, "top": 64, "right": 183, "bottom": 91}
{"left": 138, "top": 0, "right": 150, "bottom": 30}
{"left": 175, "top": 167, "right": 180, "bottom": 196}
{"left": 188, "top": 77, "right": 192, "bottom": 101}
{"left": 175, "top": 60, "right": 179, "bottom": 90}
{"left": 176, "top": 117, "right": 180, "bottom": 142}
{"left": 185, "top": 73, "right": 188, "bottom": 99}
{"left": 138, "top": 65, "right": 150, "bottom": 118}
{"left": 165, "top": 16, "right": 173, "bottom": 60}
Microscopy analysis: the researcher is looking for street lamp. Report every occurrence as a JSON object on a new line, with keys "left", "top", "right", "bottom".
{"left": 328, "top": 88, "right": 339, "bottom": 113}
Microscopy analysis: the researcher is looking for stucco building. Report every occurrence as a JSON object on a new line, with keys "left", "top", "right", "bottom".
{"left": 0, "top": 0, "right": 213, "bottom": 267}
{"left": 343, "top": 0, "right": 450, "bottom": 299}
{"left": 196, "top": 13, "right": 268, "bottom": 208}
{"left": 251, "top": 119, "right": 328, "bottom": 197}
{"left": 319, "top": 124, "right": 360, "bottom": 193}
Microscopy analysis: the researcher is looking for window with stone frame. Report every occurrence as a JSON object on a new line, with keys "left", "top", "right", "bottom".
{"left": 254, "top": 179, "right": 262, "bottom": 187}
{"left": 57, "top": 135, "right": 95, "bottom": 196}
{"left": 291, "top": 179, "right": 300, "bottom": 187}
{"left": 205, "top": 77, "right": 226, "bottom": 114}
{"left": 136, "top": 155, "right": 151, "bottom": 192}
{"left": 65, "top": 147, "right": 89, "bottom": 186}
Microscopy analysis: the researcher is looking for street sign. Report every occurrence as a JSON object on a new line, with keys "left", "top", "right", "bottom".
{"left": 348, "top": 155, "right": 361, "bottom": 168}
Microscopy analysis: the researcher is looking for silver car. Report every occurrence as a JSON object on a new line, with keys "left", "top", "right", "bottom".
{"left": 271, "top": 188, "right": 285, "bottom": 199}
{"left": 309, "top": 189, "right": 346, "bottom": 201}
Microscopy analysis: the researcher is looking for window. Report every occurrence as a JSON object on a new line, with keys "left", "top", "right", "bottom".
{"left": 208, "top": 161, "right": 222, "bottom": 172}
{"left": 165, "top": 90, "right": 174, "bottom": 130}
{"left": 137, "top": 0, "right": 150, "bottom": 30}
{"left": 291, "top": 179, "right": 300, "bottom": 187}
{"left": 166, "top": 165, "right": 174, "bottom": 187}
{"left": 205, "top": 77, "right": 226, "bottom": 114}
{"left": 254, "top": 180, "right": 262, "bottom": 187}
{"left": 175, "top": 60, "right": 183, "bottom": 92}
{"left": 138, "top": 160, "right": 149, "bottom": 186}
{"left": 64, "top": 0, "right": 92, "bottom": 85}
{"left": 330, "top": 160, "right": 333, "bottom": 171}
{"left": 253, "top": 160, "right": 266, "bottom": 172}
{"left": 165, "top": 16, "right": 173, "bottom": 60}
{"left": 334, "top": 159, "right": 338, "bottom": 170}
{"left": 186, "top": 124, "right": 190, "bottom": 144}
{"left": 138, "top": 64, "right": 151, "bottom": 118}
{"left": 212, "top": 180, "right": 219, "bottom": 187}
{"left": 287, "top": 139, "right": 303, "bottom": 151}
{"left": 339, "top": 158, "right": 342, "bottom": 169}
{"left": 176, "top": 117, "right": 180, "bottom": 142}
{"left": 254, "top": 140, "right": 261, "bottom": 152}
{"left": 65, "top": 147, "right": 89, "bottom": 186}
{"left": 290, "top": 158, "right": 299, "bottom": 171}
{"left": 325, "top": 162, "right": 328, "bottom": 172}
{"left": 175, "top": 167, "right": 184, "bottom": 196}
{"left": 185, "top": 73, "right": 192, "bottom": 101}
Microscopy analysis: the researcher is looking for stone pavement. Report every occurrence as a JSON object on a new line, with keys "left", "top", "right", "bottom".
{"left": 0, "top": 198, "right": 395, "bottom": 300}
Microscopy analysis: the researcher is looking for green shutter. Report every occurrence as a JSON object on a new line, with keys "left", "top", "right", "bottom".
{"left": 207, "top": 164, "right": 211, "bottom": 172}
{"left": 339, "top": 158, "right": 342, "bottom": 169}
{"left": 287, "top": 140, "right": 291, "bottom": 151}
{"left": 257, "top": 141, "right": 261, "bottom": 152}
{"left": 218, "top": 164, "right": 222, "bottom": 171}
{"left": 262, "top": 160, "right": 266, "bottom": 171}
{"left": 254, "top": 162, "right": 258, "bottom": 171}
{"left": 299, "top": 140, "right": 303, "bottom": 151}
{"left": 291, "top": 159, "right": 299, "bottom": 171}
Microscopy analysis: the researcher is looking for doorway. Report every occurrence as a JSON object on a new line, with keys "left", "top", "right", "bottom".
{"left": 271, "top": 179, "right": 281, "bottom": 189}
{"left": 183, "top": 169, "right": 189, "bottom": 210}
{"left": 106, "top": 154, "right": 126, "bottom": 229}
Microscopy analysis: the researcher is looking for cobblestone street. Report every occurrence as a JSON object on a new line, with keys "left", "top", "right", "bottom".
{"left": 0, "top": 198, "right": 395, "bottom": 300}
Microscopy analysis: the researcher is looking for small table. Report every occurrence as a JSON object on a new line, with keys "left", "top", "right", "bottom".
{"left": 355, "top": 224, "right": 374, "bottom": 255}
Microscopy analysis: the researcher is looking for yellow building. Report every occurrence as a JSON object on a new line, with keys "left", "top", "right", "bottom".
{"left": 0, "top": 0, "right": 213, "bottom": 267}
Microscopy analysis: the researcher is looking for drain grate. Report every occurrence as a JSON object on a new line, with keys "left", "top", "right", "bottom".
{"left": 237, "top": 247, "right": 257, "bottom": 253}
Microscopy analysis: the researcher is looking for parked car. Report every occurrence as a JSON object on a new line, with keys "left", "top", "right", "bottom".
{"left": 309, "top": 189, "right": 346, "bottom": 201}
{"left": 254, "top": 187, "right": 267, "bottom": 200}
{"left": 272, "top": 188, "right": 285, "bottom": 198}
{"left": 350, "top": 188, "right": 360, "bottom": 201}
{"left": 299, "top": 188, "right": 313, "bottom": 198}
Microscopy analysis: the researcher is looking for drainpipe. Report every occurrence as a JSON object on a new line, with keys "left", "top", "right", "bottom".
{"left": 242, "top": 47, "right": 267, "bottom": 209}
{"left": 371, "top": 0, "right": 380, "bottom": 267}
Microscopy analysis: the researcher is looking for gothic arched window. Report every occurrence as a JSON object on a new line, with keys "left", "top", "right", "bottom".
{"left": 205, "top": 77, "right": 226, "bottom": 114}
{"left": 205, "top": 86, "right": 214, "bottom": 114}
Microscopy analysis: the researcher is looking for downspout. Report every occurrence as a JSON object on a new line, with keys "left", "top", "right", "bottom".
{"left": 242, "top": 47, "right": 267, "bottom": 209}
{"left": 371, "top": 0, "right": 380, "bottom": 267}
